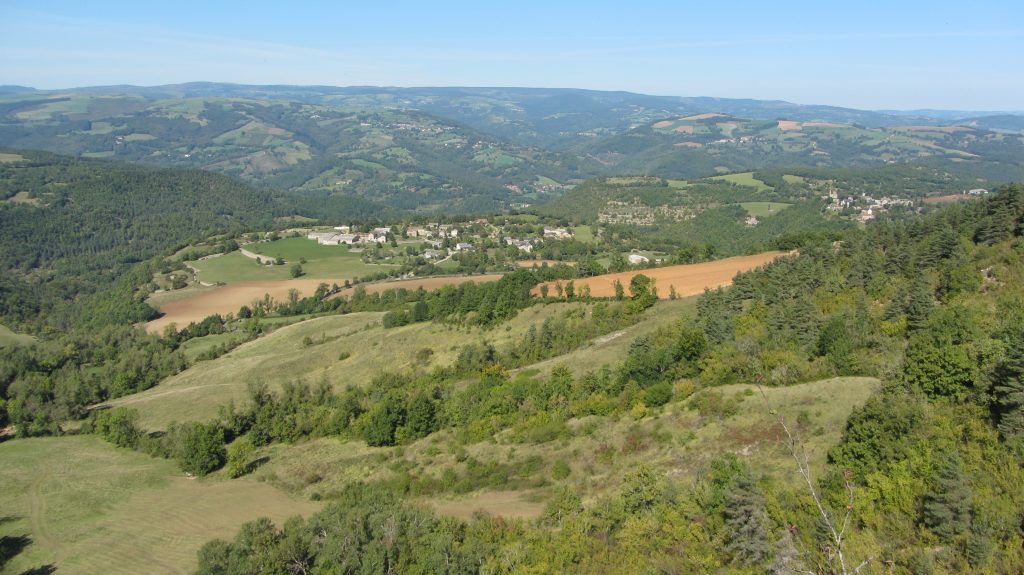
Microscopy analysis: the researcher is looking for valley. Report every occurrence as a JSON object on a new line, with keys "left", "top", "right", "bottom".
{"left": 1, "top": 82, "right": 1023, "bottom": 575}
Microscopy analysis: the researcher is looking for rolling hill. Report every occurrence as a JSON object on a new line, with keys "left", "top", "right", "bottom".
{"left": 0, "top": 93, "right": 594, "bottom": 212}
{"left": 3, "top": 85, "right": 1023, "bottom": 214}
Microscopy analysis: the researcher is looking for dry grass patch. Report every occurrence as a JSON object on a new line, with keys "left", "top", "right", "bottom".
{"left": 425, "top": 491, "right": 545, "bottom": 521}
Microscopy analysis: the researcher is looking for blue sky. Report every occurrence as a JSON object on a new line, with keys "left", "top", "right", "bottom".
{"left": 1, "top": 0, "right": 1022, "bottom": 110}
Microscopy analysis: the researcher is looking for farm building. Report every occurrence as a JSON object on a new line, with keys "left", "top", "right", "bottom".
{"left": 543, "top": 227, "right": 572, "bottom": 239}
{"left": 308, "top": 232, "right": 360, "bottom": 245}
{"left": 628, "top": 254, "right": 650, "bottom": 265}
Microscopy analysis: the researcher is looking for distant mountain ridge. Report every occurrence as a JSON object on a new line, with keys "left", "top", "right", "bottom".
{"left": 8, "top": 83, "right": 1024, "bottom": 137}
{"left": 2, "top": 84, "right": 1023, "bottom": 211}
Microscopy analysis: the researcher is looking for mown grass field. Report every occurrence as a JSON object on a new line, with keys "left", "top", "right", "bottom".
{"left": 738, "top": 201, "right": 792, "bottom": 217}
{"left": 244, "top": 237, "right": 364, "bottom": 263}
{"left": 189, "top": 247, "right": 395, "bottom": 284}
{"left": 0, "top": 436, "right": 319, "bottom": 575}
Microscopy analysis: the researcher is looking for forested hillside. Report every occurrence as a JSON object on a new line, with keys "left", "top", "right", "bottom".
{"left": 573, "top": 114, "right": 1024, "bottom": 181}
{"left": 0, "top": 151, "right": 279, "bottom": 329}
{"left": 0, "top": 95, "right": 594, "bottom": 211}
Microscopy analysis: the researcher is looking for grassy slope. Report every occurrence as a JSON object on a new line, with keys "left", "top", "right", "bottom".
{"left": 110, "top": 303, "right": 596, "bottom": 430}
{"left": 0, "top": 436, "right": 319, "bottom": 575}
{"left": 515, "top": 297, "right": 696, "bottom": 379}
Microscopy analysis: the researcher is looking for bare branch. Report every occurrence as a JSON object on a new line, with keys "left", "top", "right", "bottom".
{"left": 755, "top": 380, "right": 869, "bottom": 575}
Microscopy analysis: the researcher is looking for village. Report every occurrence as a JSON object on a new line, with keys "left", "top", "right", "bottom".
{"left": 821, "top": 187, "right": 987, "bottom": 222}
{"left": 304, "top": 220, "right": 578, "bottom": 260}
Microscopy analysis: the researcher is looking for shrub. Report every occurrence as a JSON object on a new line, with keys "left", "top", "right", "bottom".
{"left": 93, "top": 407, "right": 141, "bottom": 449}
{"left": 226, "top": 436, "right": 255, "bottom": 478}
{"left": 169, "top": 422, "right": 226, "bottom": 476}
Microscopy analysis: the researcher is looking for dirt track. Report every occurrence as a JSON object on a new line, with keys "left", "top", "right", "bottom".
{"left": 533, "top": 252, "right": 790, "bottom": 299}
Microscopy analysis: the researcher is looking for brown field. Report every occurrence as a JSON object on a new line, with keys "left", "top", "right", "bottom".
{"left": 534, "top": 252, "right": 790, "bottom": 299}
{"left": 681, "top": 113, "right": 726, "bottom": 120}
{"left": 146, "top": 278, "right": 347, "bottom": 333}
{"left": 673, "top": 124, "right": 695, "bottom": 134}
{"left": 330, "top": 274, "right": 505, "bottom": 298}
{"left": 777, "top": 120, "right": 803, "bottom": 131}
{"left": 515, "top": 260, "right": 577, "bottom": 268}
{"left": 652, "top": 120, "right": 674, "bottom": 128}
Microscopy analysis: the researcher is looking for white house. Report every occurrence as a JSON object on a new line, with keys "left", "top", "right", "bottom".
{"left": 628, "top": 254, "right": 649, "bottom": 265}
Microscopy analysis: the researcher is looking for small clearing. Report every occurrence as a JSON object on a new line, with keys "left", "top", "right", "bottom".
{"left": 426, "top": 491, "right": 545, "bottom": 521}
{"left": 777, "top": 120, "right": 802, "bottom": 131}
{"left": 0, "top": 323, "right": 35, "bottom": 347}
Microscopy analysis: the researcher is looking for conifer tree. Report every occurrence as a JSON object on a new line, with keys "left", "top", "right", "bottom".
{"left": 921, "top": 451, "right": 972, "bottom": 542}
{"left": 723, "top": 473, "right": 771, "bottom": 566}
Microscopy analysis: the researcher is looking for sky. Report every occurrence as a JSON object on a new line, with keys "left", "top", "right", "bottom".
{"left": 1, "top": 0, "right": 1022, "bottom": 111}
